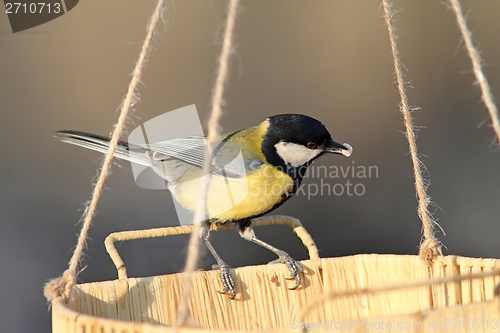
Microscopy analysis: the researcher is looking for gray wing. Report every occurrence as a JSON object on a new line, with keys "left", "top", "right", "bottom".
{"left": 148, "top": 136, "right": 263, "bottom": 178}
{"left": 56, "top": 131, "right": 263, "bottom": 180}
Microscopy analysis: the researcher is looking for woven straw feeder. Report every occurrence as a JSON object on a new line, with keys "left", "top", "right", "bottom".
{"left": 50, "top": 216, "right": 500, "bottom": 333}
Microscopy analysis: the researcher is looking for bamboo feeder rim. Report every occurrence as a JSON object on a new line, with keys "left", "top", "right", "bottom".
{"left": 75, "top": 212, "right": 500, "bottom": 330}
{"left": 57, "top": 253, "right": 500, "bottom": 332}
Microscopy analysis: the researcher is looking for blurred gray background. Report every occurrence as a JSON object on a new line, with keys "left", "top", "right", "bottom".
{"left": 1, "top": 1, "right": 500, "bottom": 332}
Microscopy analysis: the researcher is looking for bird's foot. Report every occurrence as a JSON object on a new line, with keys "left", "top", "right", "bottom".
{"left": 269, "top": 251, "right": 304, "bottom": 290}
{"left": 212, "top": 261, "right": 236, "bottom": 299}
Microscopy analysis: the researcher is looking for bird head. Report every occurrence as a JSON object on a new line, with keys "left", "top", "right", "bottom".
{"left": 261, "top": 114, "right": 352, "bottom": 171}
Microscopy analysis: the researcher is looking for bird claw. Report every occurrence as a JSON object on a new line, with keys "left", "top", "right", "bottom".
{"left": 212, "top": 261, "right": 236, "bottom": 299}
{"left": 269, "top": 251, "right": 304, "bottom": 290}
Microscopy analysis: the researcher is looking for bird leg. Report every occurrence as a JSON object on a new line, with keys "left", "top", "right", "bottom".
{"left": 201, "top": 223, "right": 236, "bottom": 299}
{"left": 239, "top": 222, "right": 304, "bottom": 290}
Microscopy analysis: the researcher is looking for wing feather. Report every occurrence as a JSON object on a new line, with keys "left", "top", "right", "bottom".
{"left": 148, "top": 136, "right": 262, "bottom": 178}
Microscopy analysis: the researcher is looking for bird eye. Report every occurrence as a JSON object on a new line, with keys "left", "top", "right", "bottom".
{"left": 307, "top": 142, "right": 317, "bottom": 149}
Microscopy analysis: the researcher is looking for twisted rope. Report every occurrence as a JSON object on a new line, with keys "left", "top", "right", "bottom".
{"left": 381, "top": 0, "right": 443, "bottom": 264}
{"left": 448, "top": 0, "right": 500, "bottom": 146}
{"left": 175, "top": 0, "right": 240, "bottom": 327}
{"left": 44, "top": 0, "right": 167, "bottom": 302}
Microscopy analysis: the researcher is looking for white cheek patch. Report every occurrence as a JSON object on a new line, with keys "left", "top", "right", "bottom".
{"left": 275, "top": 142, "right": 322, "bottom": 167}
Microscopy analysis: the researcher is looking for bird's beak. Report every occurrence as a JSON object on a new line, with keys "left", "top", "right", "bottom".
{"left": 325, "top": 140, "right": 353, "bottom": 157}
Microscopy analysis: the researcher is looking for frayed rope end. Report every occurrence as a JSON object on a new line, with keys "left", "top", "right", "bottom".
{"left": 43, "top": 270, "right": 76, "bottom": 303}
{"left": 419, "top": 238, "right": 443, "bottom": 266}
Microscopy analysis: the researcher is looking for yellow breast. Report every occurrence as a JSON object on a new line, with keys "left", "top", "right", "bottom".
{"left": 173, "top": 164, "right": 295, "bottom": 223}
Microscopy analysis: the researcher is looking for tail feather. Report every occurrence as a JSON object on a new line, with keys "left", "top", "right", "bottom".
{"left": 56, "top": 130, "right": 151, "bottom": 167}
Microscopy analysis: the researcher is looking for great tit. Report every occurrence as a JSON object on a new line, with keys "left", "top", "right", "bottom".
{"left": 57, "top": 113, "right": 352, "bottom": 299}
